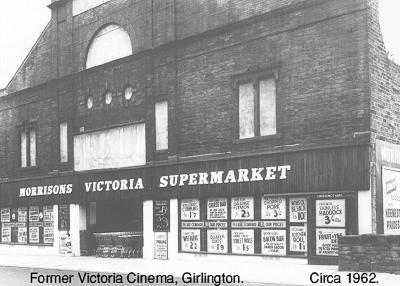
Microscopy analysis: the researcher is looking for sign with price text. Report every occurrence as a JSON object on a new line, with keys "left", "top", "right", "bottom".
{"left": 231, "top": 197, "right": 254, "bottom": 220}
{"left": 316, "top": 199, "right": 345, "bottom": 227}
{"left": 261, "top": 197, "right": 286, "bottom": 220}
{"left": 207, "top": 229, "right": 228, "bottom": 253}
{"left": 181, "top": 229, "right": 200, "bottom": 252}
{"left": 153, "top": 200, "right": 170, "bottom": 231}
{"left": 231, "top": 229, "right": 254, "bottom": 254}
{"left": 181, "top": 199, "right": 200, "bottom": 220}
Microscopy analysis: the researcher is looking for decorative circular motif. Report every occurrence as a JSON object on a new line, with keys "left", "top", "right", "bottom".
{"left": 87, "top": 96, "right": 94, "bottom": 109}
{"left": 124, "top": 86, "right": 133, "bottom": 100}
{"left": 105, "top": 91, "right": 112, "bottom": 105}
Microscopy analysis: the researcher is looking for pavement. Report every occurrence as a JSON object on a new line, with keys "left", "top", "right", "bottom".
{"left": 0, "top": 254, "right": 399, "bottom": 286}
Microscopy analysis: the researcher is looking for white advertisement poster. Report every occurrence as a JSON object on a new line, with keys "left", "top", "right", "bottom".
{"left": 261, "top": 197, "right": 286, "bottom": 220}
{"left": 207, "top": 229, "right": 228, "bottom": 253}
{"left": 261, "top": 229, "right": 286, "bottom": 256}
{"left": 44, "top": 227, "right": 54, "bottom": 244}
{"left": 316, "top": 228, "right": 346, "bottom": 256}
{"left": 18, "top": 227, "right": 28, "bottom": 243}
{"left": 18, "top": 207, "right": 28, "bottom": 222}
{"left": 290, "top": 226, "right": 307, "bottom": 252}
{"left": 1, "top": 208, "right": 10, "bottom": 222}
{"left": 43, "top": 206, "right": 54, "bottom": 222}
{"left": 207, "top": 198, "right": 228, "bottom": 220}
{"left": 231, "top": 197, "right": 254, "bottom": 220}
{"left": 29, "top": 207, "right": 40, "bottom": 222}
{"left": 181, "top": 229, "right": 201, "bottom": 252}
{"left": 181, "top": 199, "right": 200, "bottom": 220}
{"left": 59, "top": 231, "right": 72, "bottom": 255}
{"left": 289, "top": 198, "right": 307, "bottom": 222}
{"left": 231, "top": 229, "right": 254, "bottom": 254}
{"left": 316, "top": 199, "right": 345, "bottom": 227}
{"left": 1, "top": 227, "right": 11, "bottom": 243}
{"left": 154, "top": 232, "right": 168, "bottom": 260}
{"left": 29, "top": 227, "right": 40, "bottom": 244}
{"left": 382, "top": 167, "right": 400, "bottom": 234}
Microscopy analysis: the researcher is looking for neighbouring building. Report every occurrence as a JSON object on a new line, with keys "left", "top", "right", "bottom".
{"left": 0, "top": 0, "right": 399, "bottom": 265}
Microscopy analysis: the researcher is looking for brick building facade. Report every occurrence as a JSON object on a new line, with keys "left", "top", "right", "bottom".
{"left": 0, "top": 0, "right": 399, "bottom": 265}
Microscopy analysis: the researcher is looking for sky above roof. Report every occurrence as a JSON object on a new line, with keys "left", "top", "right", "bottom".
{"left": 0, "top": 0, "right": 399, "bottom": 89}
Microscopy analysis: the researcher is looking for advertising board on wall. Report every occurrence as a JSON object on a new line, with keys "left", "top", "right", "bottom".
{"left": 231, "top": 197, "right": 254, "bottom": 220}
{"left": 261, "top": 229, "right": 286, "bottom": 256}
{"left": 290, "top": 226, "right": 307, "bottom": 252}
{"left": 181, "top": 199, "right": 200, "bottom": 220}
{"left": 154, "top": 232, "right": 168, "bottom": 260}
{"left": 207, "top": 198, "right": 228, "bottom": 220}
{"left": 261, "top": 197, "right": 286, "bottom": 220}
{"left": 316, "top": 228, "right": 345, "bottom": 256}
{"left": 207, "top": 229, "right": 228, "bottom": 253}
{"left": 181, "top": 229, "right": 201, "bottom": 252}
{"left": 382, "top": 167, "right": 400, "bottom": 234}
{"left": 231, "top": 229, "right": 254, "bottom": 254}
{"left": 289, "top": 198, "right": 307, "bottom": 222}
{"left": 153, "top": 200, "right": 170, "bottom": 232}
{"left": 316, "top": 199, "right": 345, "bottom": 227}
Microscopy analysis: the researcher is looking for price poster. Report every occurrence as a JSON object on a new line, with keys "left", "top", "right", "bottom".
{"left": 290, "top": 226, "right": 307, "bottom": 252}
{"left": 29, "top": 207, "right": 40, "bottom": 222}
{"left": 44, "top": 227, "right": 54, "bottom": 244}
{"left": 181, "top": 229, "right": 201, "bottom": 252}
{"left": 231, "top": 229, "right": 254, "bottom": 254}
{"left": 1, "top": 226, "right": 11, "bottom": 243}
{"left": 154, "top": 232, "right": 168, "bottom": 260}
{"left": 1, "top": 208, "right": 10, "bottom": 222}
{"left": 43, "top": 206, "right": 54, "bottom": 222}
{"left": 231, "top": 197, "right": 254, "bottom": 220}
{"left": 316, "top": 200, "right": 345, "bottom": 227}
{"left": 29, "top": 227, "right": 40, "bottom": 244}
{"left": 153, "top": 200, "right": 170, "bottom": 232}
{"left": 207, "top": 198, "right": 228, "bottom": 220}
{"left": 207, "top": 229, "right": 228, "bottom": 253}
{"left": 18, "top": 227, "right": 28, "bottom": 243}
{"left": 289, "top": 198, "right": 307, "bottom": 222}
{"left": 316, "top": 228, "right": 345, "bottom": 256}
{"left": 58, "top": 205, "right": 70, "bottom": 231}
{"left": 18, "top": 207, "right": 27, "bottom": 222}
{"left": 382, "top": 168, "right": 400, "bottom": 234}
{"left": 261, "top": 197, "right": 286, "bottom": 220}
{"left": 181, "top": 199, "right": 200, "bottom": 221}
{"left": 261, "top": 229, "right": 286, "bottom": 256}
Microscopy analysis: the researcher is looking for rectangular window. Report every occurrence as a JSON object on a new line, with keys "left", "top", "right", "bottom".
{"left": 155, "top": 101, "right": 168, "bottom": 151}
{"left": 73, "top": 123, "right": 146, "bottom": 171}
{"left": 20, "top": 131, "right": 27, "bottom": 168}
{"left": 29, "top": 129, "right": 36, "bottom": 167}
{"left": 238, "top": 77, "right": 277, "bottom": 139}
{"left": 60, "top": 122, "right": 68, "bottom": 163}
{"left": 20, "top": 127, "right": 36, "bottom": 168}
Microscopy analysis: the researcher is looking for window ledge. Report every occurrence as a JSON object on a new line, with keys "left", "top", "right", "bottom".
{"left": 18, "top": 166, "right": 38, "bottom": 171}
{"left": 233, "top": 133, "right": 282, "bottom": 144}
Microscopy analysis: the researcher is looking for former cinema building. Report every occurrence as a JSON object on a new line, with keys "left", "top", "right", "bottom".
{"left": 0, "top": 0, "right": 399, "bottom": 265}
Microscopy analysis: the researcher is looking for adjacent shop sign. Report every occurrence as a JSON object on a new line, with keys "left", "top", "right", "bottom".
{"left": 261, "top": 197, "right": 286, "bottom": 220}
{"left": 181, "top": 199, "right": 200, "bottom": 220}
{"left": 19, "top": 184, "right": 73, "bottom": 197}
{"left": 58, "top": 205, "right": 70, "bottom": 231}
{"left": 154, "top": 232, "right": 168, "bottom": 260}
{"left": 153, "top": 200, "right": 170, "bottom": 232}
{"left": 231, "top": 197, "right": 254, "bottom": 220}
{"left": 382, "top": 167, "right": 400, "bottom": 234}
{"left": 316, "top": 199, "right": 345, "bottom": 227}
{"left": 316, "top": 228, "right": 345, "bottom": 256}
{"left": 231, "top": 229, "right": 254, "bottom": 254}
{"left": 290, "top": 226, "right": 307, "bottom": 252}
{"left": 207, "top": 229, "right": 228, "bottom": 253}
{"left": 207, "top": 198, "right": 228, "bottom": 220}
{"left": 84, "top": 178, "right": 144, "bottom": 192}
{"left": 262, "top": 229, "right": 286, "bottom": 256}
{"left": 181, "top": 229, "right": 201, "bottom": 252}
{"left": 289, "top": 198, "right": 307, "bottom": 223}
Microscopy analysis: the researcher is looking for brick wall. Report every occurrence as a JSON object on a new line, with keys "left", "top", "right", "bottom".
{"left": 339, "top": 234, "right": 400, "bottom": 274}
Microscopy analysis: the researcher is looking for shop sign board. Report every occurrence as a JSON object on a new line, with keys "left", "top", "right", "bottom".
{"left": 316, "top": 199, "right": 345, "bottom": 227}
{"left": 382, "top": 167, "right": 400, "bottom": 234}
{"left": 207, "top": 229, "right": 228, "bottom": 253}
{"left": 290, "top": 226, "right": 307, "bottom": 252}
{"left": 231, "top": 229, "right": 254, "bottom": 254}
{"left": 261, "top": 197, "right": 286, "bottom": 220}
{"left": 181, "top": 199, "right": 200, "bottom": 220}
{"left": 153, "top": 200, "right": 170, "bottom": 232}
{"left": 231, "top": 197, "right": 254, "bottom": 220}
{"left": 316, "top": 228, "right": 345, "bottom": 256}
{"left": 154, "top": 232, "right": 168, "bottom": 260}
{"left": 207, "top": 198, "right": 228, "bottom": 220}
{"left": 181, "top": 229, "right": 201, "bottom": 252}
{"left": 289, "top": 198, "right": 307, "bottom": 222}
{"left": 262, "top": 229, "right": 286, "bottom": 256}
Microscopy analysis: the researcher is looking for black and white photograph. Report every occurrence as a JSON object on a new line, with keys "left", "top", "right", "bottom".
{"left": 0, "top": 0, "right": 400, "bottom": 285}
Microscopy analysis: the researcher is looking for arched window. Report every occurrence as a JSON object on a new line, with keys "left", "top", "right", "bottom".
{"left": 86, "top": 24, "right": 132, "bottom": 69}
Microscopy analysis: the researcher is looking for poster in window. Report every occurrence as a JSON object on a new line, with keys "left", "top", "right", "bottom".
{"left": 44, "top": 227, "right": 54, "bottom": 244}
{"left": 18, "top": 227, "right": 27, "bottom": 243}
{"left": 181, "top": 199, "right": 200, "bottom": 221}
{"left": 1, "top": 227, "right": 11, "bottom": 243}
{"left": 316, "top": 228, "right": 345, "bottom": 256}
{"left": 382, "top": 168, "right": 400, "bottom": 234}
{"left": 181, "top": 229, "right": 201, "bottom": 252}
{"left": 43, "top": 206, "right": 54, "bottom": 222}
{"left": 29, "top": 207, "right": 39, "bottom": 222}
{"left": 261, "top": 197, "right": 286, "bottom": 220}
{"left": 153, "top": 200, "right": 170, "bottom": 232}
{"left": 58, "top": 205, "right": 70, "bottom": 231}
{"left": 154, "top": 232, "right": 168, "bottom": 260}
{"left": 207, "top": 229, "right": 228, "bottom": 253}
{"left": 29, "top": 227, "right": 40, "bottom": 244}
{"left": 289, "top": 198, "right": 307, "bottom": 223}
{"left": 10, "top": 208, "right": 18, "bottom": 222}
{"left": 261, "top": 229, "right": 286, "bottom": 256}
{"left": 231, "top": 197, "right": 254, "bottom": 220}
{"left": 316, "top": 200, "right": 345, "bottom": 227}
{"left": 1, "top": 208, "right": 10, "bottom": 222}
{"left": 18, "top": 207, "right": 27, "bottom": 222}
{"left": 290, "top": 226, "right": 307, "bottom": 252}
{"left": 207, "top": 198, "right": 228, "bottom": 220}
{"left": 231, "top": 229, "right": 254, "bottom": 254}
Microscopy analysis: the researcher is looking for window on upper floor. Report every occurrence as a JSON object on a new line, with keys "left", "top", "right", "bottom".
{"left": 73, "top": 0, "right": 111, "bottom": 16}
{"left": 237, "top": 76, "right": 277, "bottom": 140}
{"left": 86, "top": 24, "right": 132, "bottom": 69}
{"left": 155, "top": 101, "right": 168, "bottom": 151}
{"left": 60, "top": 122, "right": 68, "bottom": 163}
{"left": 20, "top": 127, "right": 36, "bottom": 168}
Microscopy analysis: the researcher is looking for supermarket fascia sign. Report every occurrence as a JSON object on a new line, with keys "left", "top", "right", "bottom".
{"left": 19, "top": 165, "right": 291, "bottom": 197}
